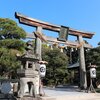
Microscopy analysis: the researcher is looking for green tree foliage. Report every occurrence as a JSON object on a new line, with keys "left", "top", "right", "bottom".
{"left": 42, "top": 46, "right": 69, "bottom": 86}
{"left": 98, "top": 42, "right": 100, "bottom": 45}
{"left": 86, "top": 46, "right": 100, "bottom": 66}
{"left": 64, "top": 47, "right": 79, "bottom": 64}
{"left": 0, "top": 18, "right": 26, "bottom": 77}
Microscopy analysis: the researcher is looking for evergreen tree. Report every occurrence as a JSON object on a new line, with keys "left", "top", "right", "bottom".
{"left": 42, "top": 46, "right": 69, "bottom": 86}
{"left": 0, "top": 18, "right": 26, "bottom": 78}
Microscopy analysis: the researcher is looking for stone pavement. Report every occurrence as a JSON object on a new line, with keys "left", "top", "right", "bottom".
{"left": 41, "top": 94, "right": 100, "bottom": 100}
{"left": 16, "top": 86, "right": 100, "bottom": 100}
{"left": 40, "top": 86, "right": 100, "bottom": 100}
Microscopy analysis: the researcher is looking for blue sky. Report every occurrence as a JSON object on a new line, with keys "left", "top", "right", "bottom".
{"left": 0, "top": 0, "right": 100, "bottom": 47}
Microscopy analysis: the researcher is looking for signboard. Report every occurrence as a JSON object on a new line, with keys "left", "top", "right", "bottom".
{"left": 39, "top": 64, "right": 46, "bottom": 77}
{"left": 58, "top": 26, "right": 69, "bottom": 42}
{"left": 90, "top": 68, "right": 96, "bottom": 78}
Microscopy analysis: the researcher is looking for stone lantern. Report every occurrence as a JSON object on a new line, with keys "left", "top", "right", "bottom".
{"left": 88, "top": 63, "right": 97, "bottom": 93}
{"left": 17, "top": 41, "right": 40, "bottom": 97}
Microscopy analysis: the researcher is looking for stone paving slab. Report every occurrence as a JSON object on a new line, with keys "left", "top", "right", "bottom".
{"left": 40, "top": 87, "right": 100, "bottom": 100}
{"left": 40, "top": 93, "right": 100, "bottom": 100}
{"left": 1, "top": 86, "right": 100, "bottom": 100}
{"left": 16, "top": 93, "right": 100, "bottom": 100}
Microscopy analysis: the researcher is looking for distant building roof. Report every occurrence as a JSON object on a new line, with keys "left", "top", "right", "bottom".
{"left": 68, "top": 62, "right": 79, "bottom": 69}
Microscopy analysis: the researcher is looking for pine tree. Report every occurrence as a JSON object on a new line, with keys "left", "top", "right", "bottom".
{"left": 0, "top": 18, "right": 26, "bottom": 78}
{"left": 42, "top": 46, "right": 69, "bottom": 86}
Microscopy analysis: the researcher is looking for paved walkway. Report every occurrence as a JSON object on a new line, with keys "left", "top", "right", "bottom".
{"left": 44, "top": 86, "right": 82, "bottom": 96}
{"left": 40, "top": 86, "right": 100, "bottom": 100}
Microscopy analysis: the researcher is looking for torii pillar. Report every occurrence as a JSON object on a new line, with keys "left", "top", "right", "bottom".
{"left": 35, "top": 26, "right": 42, "bottom": 60}
{"left": 78, "top": 35, "right": 87, "bottom": 89}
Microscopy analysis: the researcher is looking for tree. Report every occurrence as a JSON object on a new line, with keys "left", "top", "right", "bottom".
{"left": 0, "top": 18, "right": 26, "bottom": 78}
{"left": 86, "top": 46, "right": 100, "bottom": 66}
{"left": 42, "top": 46, "right": 69, "bottom": 86}
{"left": 64, "top": 47, "right": 79, "bottom": 64}
{"left": 98, "top": 42, "right": 100, "bottom": 45}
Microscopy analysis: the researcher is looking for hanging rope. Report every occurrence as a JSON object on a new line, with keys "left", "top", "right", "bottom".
{"left": 34, "top": 32, "right": 47, "bottom": 42}
{"left": 47, "top": 40, "right": 85, "bottom": 53}
{"left": 53, "top": 42, "right": 58, "bottom": 48}
{"left": 76, "top": 41, "right": 85, "bottom": 48}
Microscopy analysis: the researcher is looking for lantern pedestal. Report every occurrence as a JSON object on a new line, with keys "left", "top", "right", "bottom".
{"left": 88, "top": 78, "right": 96, "bottom": 93}
{"left": 88, "top": 64, "right": 97, "bottom": 93}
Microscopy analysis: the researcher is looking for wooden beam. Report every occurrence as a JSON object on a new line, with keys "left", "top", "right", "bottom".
{"left": 15, "top": 12, "right": 95, "bottom": 39}
{"left": 69, "top": 29, "right": 95, "bottom": 39}
{"left": 26, "top": 33, "right": 93, "bottom": 48}
{"left": 15, "top": 12, "right": 60, "bottom": 32}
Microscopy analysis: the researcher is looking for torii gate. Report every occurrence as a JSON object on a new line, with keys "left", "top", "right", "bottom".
{"left": 15, "top": 12, "right": 95, "bottom": 89}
